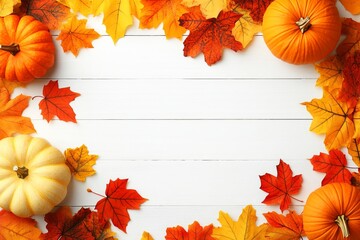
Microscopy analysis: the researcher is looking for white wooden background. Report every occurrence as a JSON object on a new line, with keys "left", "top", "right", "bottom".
{"left": 14, "top": 3, "right": 359, "bottom": 239}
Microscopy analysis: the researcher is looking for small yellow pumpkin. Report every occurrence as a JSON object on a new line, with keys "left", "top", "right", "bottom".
{"left": 0, "top": 134, "right": 71, "bottom": 217}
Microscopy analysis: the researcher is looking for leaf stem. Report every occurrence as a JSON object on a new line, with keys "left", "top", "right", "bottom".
{"left": 87, "top": 188, "right": 106, "bottom": 198}
{"left": 32, "top": 95, "right": 44, "bottom": 100}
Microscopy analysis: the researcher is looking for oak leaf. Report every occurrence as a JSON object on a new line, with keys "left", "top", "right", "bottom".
{"left": 264, "top": 211, "right": 304, "bottom": 240}
{"left": 232, "top": 9, "right": 261, "bottom": 48}
{"left": 36, "top": 80, "right": 81, "bottom": 123}
{"left": 337, "top": 18, "right": 360, "bottom": 59}
{"left": 102, "top": 0, "right": 140, "bottom": 43}
{"left": 259, "top": 160, "right": 303, "bottom": 212}
{"left": 314, "top": 55, "right": 343, "bottom": 90}
{"left": 20, "top": 0, "right": 71, "bottom": 30}
{"left": 42, "top": 206, "right": 117, "bottom": 240}
{"left": 0, "top": 209, "right": 42, "bottom": 240}
{"left": 348, "top": 138, "right": 360, "bottom": 167}
{"left": 230, "top": 0, "right": 274, "bottom": 23}
{"left": 141, "top": 231, "right": 154, "bottom": 240}
{"left": 310, "top": 149, "right": 353, "bottom": 185}
{"left": 0, "top": 88, "right": 35, "bottom": 139}
{"left": 89, "top": 178, "right": 147, "bottom": 232}
{"left": 212, "top": 205, "right": 268, "bottom": 240}
{"left": 302, "top": 88, "right": 355, "bottom": 150}
{"left": 166, "top": 221, "right": 214, "bottom": 240}
{"left": 65, "top": 144, "right": 98, "bottom": 181}
{"left": 181, "top": 0, "right": 228, "bottom": 18}
{"left": 57, "top": 16, "right": 100, "bottom": 56}
{"left": 139, "top": 0, "right": 189, "bottom": 39}
{"left": 339, "top": 51, "right": 360, "bottom": 104}
{"left": 179, "top": 7, "right": 243, "bottom": 65}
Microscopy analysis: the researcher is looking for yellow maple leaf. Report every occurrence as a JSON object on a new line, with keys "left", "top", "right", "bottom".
{"left": 315, "top": 55, "right": 344, "bottom": 90}
{"left": 302, "top": 88, "right": 355, "bottom": 150}
{"left": 0, "top": 0, "right": 20, "bottom": 17}
{"left": 139, "top": 0, "right": 189, "bottom": 39}
{"left": 212, "top": 205, "right": 268, "bottom": 240}
{"left": 57, "top": 16, "right": 100, "bottom": 56}
{"left": 57, "top": 0, "right": 92, "bottom": 16}
{"left": 232, "top": 9, "right": 261, "bottom": 48}
{"left": 65, "top": 144, "right": 98, "bottom": 181}
{"left": 92, "top": 0, "right": 106, "bottom": 16}
{"left": 182, "top": 0, "right": 229, "bottom": 18}
{"left": 347, "top": 138, "right": 360, "bottom": 167}
{"left": 141, "top": 231, "right": 154, "bottom": 240}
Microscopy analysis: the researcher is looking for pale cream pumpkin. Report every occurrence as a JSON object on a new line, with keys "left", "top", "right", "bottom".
{"left": 0, "top": 134, "right": 71, "bottom": 217}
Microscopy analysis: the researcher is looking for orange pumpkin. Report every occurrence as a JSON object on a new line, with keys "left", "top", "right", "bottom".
{"left": 303, "top": 183, "right": 360, "bottom": 240}
{"left": 0, "top": 15, "right": 55, "bottom": 82}
{"left": 262, "top": 0, "right": 341, "bottom": 64}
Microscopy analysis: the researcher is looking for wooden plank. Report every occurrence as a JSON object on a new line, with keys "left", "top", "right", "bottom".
{"left": 32, "top": 119, "right": 326, "bottom": 161}
{"left": 21, "top": 79, "right": 320, "bottom": 120}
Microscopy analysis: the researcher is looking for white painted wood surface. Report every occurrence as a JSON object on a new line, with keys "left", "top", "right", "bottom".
{"left": 19, "top": 3, "right": 358, "bottom": 239}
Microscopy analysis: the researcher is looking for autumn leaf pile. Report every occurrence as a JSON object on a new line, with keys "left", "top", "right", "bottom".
{"left": 1, "top": 0, "right": 360, "bottom": 239}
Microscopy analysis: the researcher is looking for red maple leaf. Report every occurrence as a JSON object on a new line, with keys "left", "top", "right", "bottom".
{"left": 88, "top": 178, "right": 147, "bottom": 233}
{"left": 165, "top": 221, "right": 214, "bottom": 240}
{"left": 259, "top": 159, "right": 303, "bottom": 212}
{"left": 310, "top": 149, "right": 353, "bottom": 185}
{"left": 35, "top": 80, "right": 80, "bottom": 123}
{"left": 230, "top": 0, "right": 275, "bottom": 23}
{"left": 179, "top": 7, "right": 243, "bottom": 65}
{"left": 42, "top": 206, "right": 116, "bottom": 240}
{"left": 339, "top": 51, "right": 360, "bottom": 104}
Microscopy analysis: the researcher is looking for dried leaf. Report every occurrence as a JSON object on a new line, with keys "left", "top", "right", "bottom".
{"left": 0, "top": 88, "right": 35, "bottom": 139}
{"left": 65, "top": 144, "right": 98, "bottom": 181}
{"left": 264, "top": 211, "right": 304, "bottom": 240}
{"left": 179, "top": 7, "right": 242, "bottom": 65}
{"left": 337, "top": 18, "right": 360, "bottom": 59}
{"left": 37, "top": 80, "right": 81, "bottom": 123}
{"left": 0, "top": 209, "right": 41, "bottom": 240}
{"left": 139, "top": 0, "right": 189, "bottom": 39}
{"left": 230, "top": 0, "right": 274, "bottom": 23}
{"left": 309, "top": 149, "right": 353, "bottom": 185}
{"left": 181, "top": 0, "right": 228, "bottom": 18}
{"left": 20, "top": 0, "right": 71, "bottom": 30}
{"left": 232, "top": 9, "right": 261, "bottom": 48}
{"left": 259, "top": 160, "right": 303, "bottom": 212}
{"left": 314, "top": 55, "right": 343, "bottom": 90}
{"left": 212, "top": 205, "right": 268, "bottom": 240}
{"left": 339, "top": 51, "right": 360, "bottom": 104}
{"left": 57, "top": 16, "right": 100, "bottom": 56}
{"left": 90, "top": 178, "right": 147, "bottom": 233}
{"left": 166, "top": 221, "right": 215, "bottom": 240}
{"left": 302, "top": 88, "right": 355, "bottom": 150}
{"left": 141, "top": 231, "right": 154, "bottom": 240}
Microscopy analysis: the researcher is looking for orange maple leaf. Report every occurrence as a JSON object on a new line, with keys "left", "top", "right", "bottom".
{"left": 139, "top": 0, "right": 190, "bottom": 39}
{"left": 179, "top": 7, "right": 243, "bottom": 65}
{"left": 35, "top": 80, "right": 80, "bottom": 123}
{"left": 302, "top": 88, "right": 355, "bottom": 150}
{"left": 337, "top": 18, "right": 360, "bottom": 59}
{"left": 64, "top": 144, "right": 98, "bottom": 182}
{"left": 88, "top": 178, "right": 147, "bottom": 233}
{"left": 339, "top": 51, "right": 360, "bottom": 104}
{"left": 264, "top": 211, "right": 304, "bottom": 240}
{"left": 42, "top": 206, "right": 116, "bottom": 240}
{"left": 310, "top": 149, "right": 353, "bottom": 185}
{"left": 0, "top": 209, "right": 42, "bottom": 239}
{"left": 57, "top": 16, "right": 100, "bottom": 56}
{"left": 166, "top": 221, "right": 215, "bottom": 240}
{"left": 348, "top": 138, "right": 360, "bottom": 167}
{"left": 314, "top": 55, "right": 343, "bottom": 90}
{"left": 19, "top": 0, "right": 70, "bottom": 30}
{"left": 0, "top": 88, "right": 35, "bottom": 139}
{"left": 0, "top": 78, "right": 25, "bottom": 94}
{"left": 259, "top": 160, "right": 303, "bottom": 212}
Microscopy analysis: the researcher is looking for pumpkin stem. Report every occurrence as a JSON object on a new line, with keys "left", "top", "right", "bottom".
{"left": 13, "top": 166, "right": 29, "bottom": 179}
{"left": 335, "top": 215, "right": 350, "bottom": 238}
{"left": 296, "top": 17, "right": 311, "bottom": 34}
{"left": 0, "top": 43, "right": 20, "bottom": 56}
